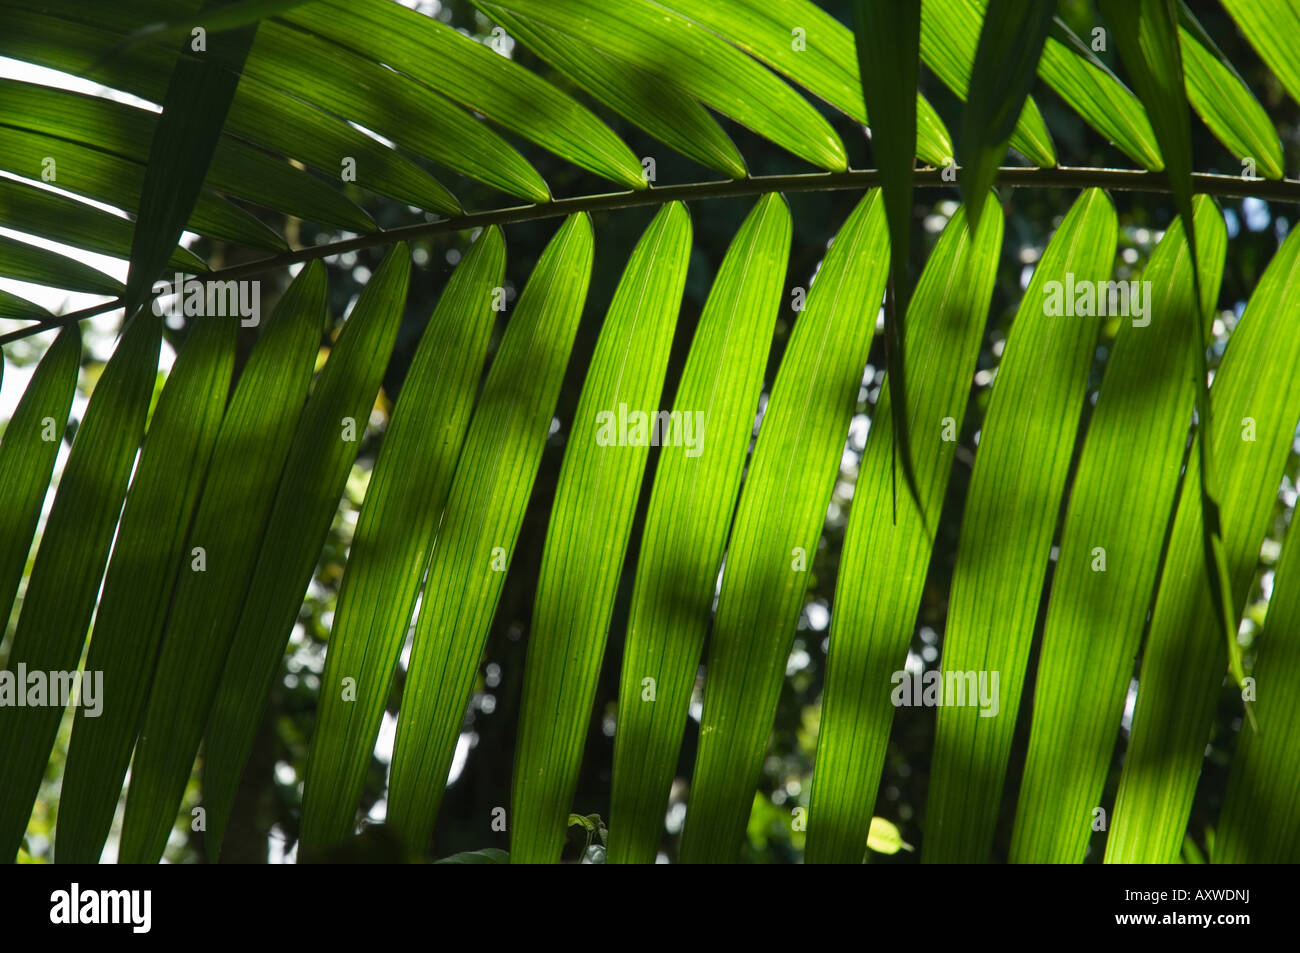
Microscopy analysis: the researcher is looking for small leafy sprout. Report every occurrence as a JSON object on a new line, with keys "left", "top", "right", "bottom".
{"left": 568, "top": 813, "right": 608, "bottom": 863}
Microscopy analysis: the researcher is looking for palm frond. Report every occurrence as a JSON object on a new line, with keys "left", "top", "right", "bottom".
{"left": 0, "top": 0, "right": 1298, "bottom": 868}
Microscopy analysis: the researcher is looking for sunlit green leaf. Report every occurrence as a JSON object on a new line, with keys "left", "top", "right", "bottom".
{"left": 806, "top": 201, "right": 1002, "bottom": 864}
{"left": 609, "top": 194, "right": 790, "bottom": 865}
{"left": 867, "top": 817, "right": 913, "bottom": 855}
{"left": 476, "top": 0, "right": 847, "bottom": 172}
{"left": 1107, "top": 223, "right": 1300, "bottom": 863}
{"left": 387, "top": 215, "right": 594, "bottom": 854}
{"left": 659, "top": 0, "right": 953, "bottom": 167}
{"left": 1177, "top": 5, "right": 1283, "bottom": 180}
{"left": 925, "top": 189, "right": 1117, "bottom": 863}
{"left": 1220, "top": 0, "right": 1300, "bottom": 112}
{"left": 472, "top": 5, "right": 745, "bottom": 179}
{"left": 680, "top": 190, "right": 889, "bottom": 863}
{"left": 1010, "top": 196, "right": 1225, "bottom": 863}
{"left": 202, "top": 247, "right": 411, "bottom": 856}
{"left": 512, "top": 203, "right": 692, "bottom": 864}
{"left": 1099, "top": 0, "right": 1242, "bottom": 714}
{"left": 300, "top": 228, "right": 505, "bottom": 853}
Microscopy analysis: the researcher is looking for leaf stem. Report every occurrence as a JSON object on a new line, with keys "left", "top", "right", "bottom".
{"left": 5, "top": 165, "right": 1298, "bottom": 346}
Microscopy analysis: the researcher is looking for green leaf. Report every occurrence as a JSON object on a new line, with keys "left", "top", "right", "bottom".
{"left": 287, "top": 0, "right": 647, "bottom": 190}
{"left": 1220, "top": 0, "right": 1300, "bottom": 113}
{"left": 805, "top": 201, "right": 1002, "bottom": 864}
{"left": 0, "top": 234, "right": 124, "bottom": 297}
{"left": 472, "top": 4, "right": 746, "bottom": 179}
{"left": 1181, "top": 834, "right": 1207, "bottom": 864}
{"left": 0, "top": 79, "right": 372, "bottom": 233}
{"left": 105, "top": 0, "right": 320, "bottom": 48}
{"left": 1098, "top": 0, "right": 1241, "bottom": 714}
{"left": 511, "top": 202, "right": 692, "bottom": 864}
{"left": 1041, "top": 15, "right": 1163, "bottom": 169}
{"left": 957, "top": 0, "right": 1056, "bottom": 229}
{"left": 245, "top": 23, "right": 536, "bottom": 204}
{"left": 1106, "top": 223, "right": 1300, "bottom": 863}
{"left": 387, "top": 214, "right": 594, "bottom": 854}
{"left": 1217, "top": 517, "right": 1300, "bottom": 863}
{"left": 924, "top": 189, "right": 1117, "bottom": 863}
{"left": 119, "top": 264, "right": 327, "bottom": 864}
{"left": 0, "top": 312, "right": 162, "bottom": 860}
{"left": 0, "top": 6, "right": 466, "bottom": 213}
{"left": 853, "top": 0, "right": 925, "bottom": 528}
{"left": 1177, "top": 10, "right": 1284, "bottom": 180}
{"left": 609, "top": 194, "right": 790, "bottom": 865}
{"left": 678, "top": 190, "right": 889, "bottom": 863}
{"left": 201, "top": 246, "right": 410, "bottom": 856}
{"left": 664, "top": 0, "right": 953, "bottom": 168}
{"left": 300, "top": 228, "right": 505, "bottom": 852}
{"left": 919, "top": 0, "right": 1056, "bottom": 169}
{"left": 0, "top": 289, "right": 52, "bottom": 321}
{"left": 941, "top": 2, "right": 1162, "bottom": 170}
{"left": 1043, "top": 18, "right": 1163, "bottom": 168}
{"left": 867, "top": 817, "right": 913, "bottom": 855}
{"left": 121, "top": 0, "right": 260, "bottom": 322}
{"left": 1009, "top": 195, "right": 1226, "bottom": 863}
{"left": 0, "top": 125, "right": 287, "bottom": 253}
{"left": 0, "top": 176, "right": 206, "bottom": 273}
{"left": 474, "top": 0, "right": 847, "bottom": 172}
{"left": 0, "top": 326, "right": 80, "bottom": 634}
{"left": 55, "top": 314, "right": 236, "bottom": 863}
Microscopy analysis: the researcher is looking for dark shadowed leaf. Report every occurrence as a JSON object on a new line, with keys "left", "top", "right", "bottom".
{"left": 957, "top": 0, "right": 1056, "bottom": 229}
{"left": 853, "top": 0, "right": 925, "bottom": 528}
{"left": 121, "top": 0, "right": 259, "bottom": 322}
{"left": 57, "top": 311, "right": 236, "bottom": 863}
{"left": 0, "top": 313, "right": 161, "bottom": 859}
{"left": 0, "top": 327, "right": 81, "bottom": 637}
{"left": 119, "top": 264, "right": 327, "bottom": 864}
{"left": 202, "top": 246, "right": 410, "bottom": 856}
